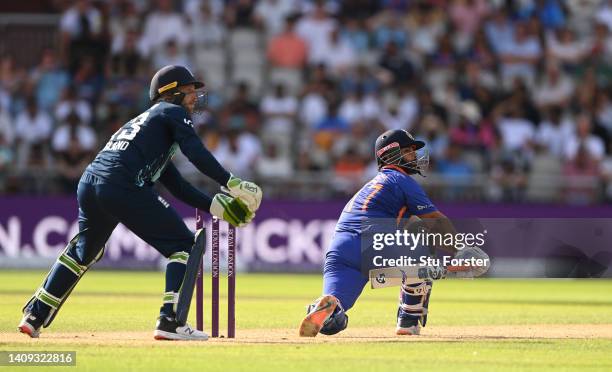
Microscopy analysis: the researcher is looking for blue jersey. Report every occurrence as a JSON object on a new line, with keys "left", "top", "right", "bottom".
{"left": 335, "top": 166, "right": 437, "bottom": 234}
{"left": 86, "top": 102, "right": 229, "bottom": 189}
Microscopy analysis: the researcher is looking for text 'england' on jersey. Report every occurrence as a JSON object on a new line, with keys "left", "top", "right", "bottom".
{"left": 335, "top": 167, "right": 437, "bottom": 234}
{"left": 86, "top": 102, "right": 196, "bottom": 188}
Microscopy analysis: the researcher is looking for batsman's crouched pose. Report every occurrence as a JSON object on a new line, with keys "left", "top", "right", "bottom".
{"left": 299, "top": 129, "right": 489, "bottom": 337}
{"left": 18, "top": 65, "right": 262, "bottom": 341}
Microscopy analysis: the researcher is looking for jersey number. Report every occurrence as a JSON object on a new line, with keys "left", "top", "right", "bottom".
{"left": 115, "top": 111, "right": 150, "bottom": 141}
{"left": 344, "top": 181, "right": 384, "bottom": 212}
{"left": 361, "top": 183, "right": 383, "bottom": 211}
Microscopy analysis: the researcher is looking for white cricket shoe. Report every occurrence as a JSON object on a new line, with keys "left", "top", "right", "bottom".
{"left": 154, "top": 316, "right": 209, "bottom": 341}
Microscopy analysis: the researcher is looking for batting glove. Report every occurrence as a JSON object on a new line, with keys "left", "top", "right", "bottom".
{"left": 453, "top": 246, "right": 490, "bottom": 278}
{"left": 222, "top": 175, "right": 262, "bottom": 213}
{"left": 210, "top": 193, "right": 254, "bottom": 227}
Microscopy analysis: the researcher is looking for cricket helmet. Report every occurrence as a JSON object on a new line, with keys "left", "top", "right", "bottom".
{"left": 149, "top": 65, "right": 205, "bottom": 103}
{"left": 375, "top": 129, "right": 428, "bottom": 174}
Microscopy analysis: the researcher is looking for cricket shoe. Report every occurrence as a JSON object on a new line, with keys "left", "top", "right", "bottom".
{"left": 299, "top": 295, "right": 338, "bottom": 337}
{"left": 18, "top": 312, "right": 43, "bottom": 338}
{"left": 396, "top": 317, "right": 420, "bottom": 335}
{"left": 154, "top": 316, "right": 209, "bottom": 341}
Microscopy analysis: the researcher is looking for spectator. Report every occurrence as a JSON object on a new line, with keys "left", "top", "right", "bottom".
{"left": 532, "top": 63, "right": 575, "bottom": 108}
{"left": 0, "top": 102, "right": 14, "bottom": 144}
{"left": 221, "top": 82, "right": 260, "bottom": 131}
{"left": 378, "top": 42, "right": 415, "bottom": 87}
{"left": 495, "top": 102, "right": 536, "bottom": 152}
{"left": 212, "top": 123, "right": 261, "bottom": 178}
{"left": 0, "top": 56, "right": 27, "bottom": 100}
{"left": 255, "top": 139, "right": 293, "bottom": 179}
{"left": 14, "top": 97, "right": 53, "bottom": 171}
{"left": 338, "top": 87, "right": 381, "bottom": 124}
{"left": 296, "top": 1, "right": 337, "bottom": 53}
{"left": 536, "top": 106, "right": 574, "bottom": 157}
{"left": 110, "top": 29, "right": 145, "bottom": 77}
{"left": 72, "top": 56, "right": 105, "bottom": 104}
{"left": 408, "top": 6, "right": 446, "bottom": 57}
{"left": 316, "top": 100, "right": 349, "bottom": 133}
{"left": 484, "top": 8, "right": 515, "bottom": 54}
{"left": 499, "top": 22, "right": 542, "bottom": 89}
{"left": 490, "top": 155, "right": 528, "bottom": 202}
{"left": 564, "top": 113, "right": 606, "bottom": 161}
{"left": 30, "top": 49, "right": 69, "bottom": 112}
{"left": 373, "top": 13, "right": 407, "bottom": 49}
{"left": 332, "top": 146, "right": 367, "bottom": 194}
{"left": 449, "top": 101, "right": 491, "bottom": 151}
{"left": 153, "top": 39, "right": 192, "bottom": 71}
{"left": 56, "top": 86, "right": 92, "bottom": 125}
{"left": 307, "top": 26, "right": 355, "bottom": 73}
{"left": 139, "top": 0, "right": 190, "bottom": 58}
{"left": 109, "top": 0, "right": 141, "bottom": 56}
{"left": 416, "top": 114, "right": 449, "bottom": 161}
{"left": 51, "top": 111, "right": 97, "bottom": 154}
{"left": 449, "top": 0, "right": 489, "bottom": 38}
{"left": 260, "top": 83, "right": 298, "bottom": 133}
{"left": 300, "top": 81, "right": 328, "bottom": 129}
{"left": 563, "top": 145, "right": 601, "bottom": 204}
{"left": 59, "top": 0, "right": 107, "bottom": 74}
{"left": 437, "top": 142, "right": 474, "bottom": 199}
{"left": 342, "top": 19, "right": 370, "bottom": 55}
{"left": 267, "top": 15, "right": 308, "bottom": 68}
{"left": 0, "top": 129, "right": 14, "bottom": 191}
{"left": 546, "top": 27, "right": 592, "bottom": 67}
{"left": 53, "top": 133, "right": 93, "bottom": 193}
{"left": 254, "top": 0, "right": 296, "bottom": 36}
{"left": 224, "top": 0, "right": 257, "bottom": 28}
{"left": 191, "top": 3, "right": 226, "bottom": 46}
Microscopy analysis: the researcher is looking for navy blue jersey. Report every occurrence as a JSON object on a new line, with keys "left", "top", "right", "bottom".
{"left": 86, "top": 102, "right": 229, "bottom": 189}
{"left": 335, "top": 166, "right": 437, "bottom": 234}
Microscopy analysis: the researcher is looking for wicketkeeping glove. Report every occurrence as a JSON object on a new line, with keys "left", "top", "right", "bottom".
{"left": 210, "top": 193, "right": 254, "bottom": 227}
{"left": 222, "top": 175, "right": 262, "bottom": 213}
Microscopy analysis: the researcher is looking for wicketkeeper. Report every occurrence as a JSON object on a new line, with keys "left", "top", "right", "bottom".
{"left": 19, "top": 65, "right": 262, "bottom": 341}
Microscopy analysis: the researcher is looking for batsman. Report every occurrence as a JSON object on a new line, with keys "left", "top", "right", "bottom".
{"left": 299, "top": 129, "right": 489, "bottom": 337}
{"left": 18, "top": 65, "right": 262, "bottom": 341}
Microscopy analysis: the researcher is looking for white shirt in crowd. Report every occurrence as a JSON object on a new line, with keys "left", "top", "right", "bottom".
{"left": 260, "top": 94, "right": 298, "bottom": 132}
{"left": 255, "top": 0, "right": 297, "bottom": 36}
{"left": 60, "top": 5, "right": 103, "bottom": 38}
{"left": 55, "top": 100, "right": 92, "bottom": 125}
{"left": 212, "top": 133, "right": 262, "bottom": 177}
{"left": 339, "top": 95, "right": 381, "bottom": 124}
{"left": 300, "top": 92, "right": 327, "bottom": 129}
{"left": 51, "top": 125, "right": 97, "bottom": 152}
{"left": 501, "top": 37, "right": 541, "bottom": 87}
{"left": 497, "top": 117, "right": 535, "bottom": 150}
{"left": 532, "top": 74, "right": 575, "bottom": 107}
{"left": 296, "top": 15, "right": 336, "bottom": 51}
{"left": 536, "top": 119, "right": 575, "bottom": 157}
{"left": 15, "top": 110, "right": 53, "bottom": 144}
{"left": 564, "top": 135, "right": 606, "bottom": 160}
{"left": 138, "top": 11, "right": 191, "bottom": 57}
{"left": 545, "top": 31, "right": 592, "bottom": 63}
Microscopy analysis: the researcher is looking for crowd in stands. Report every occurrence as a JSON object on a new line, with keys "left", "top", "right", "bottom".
{"left": 2, "top": 0, "right": 612, "bottom": 204}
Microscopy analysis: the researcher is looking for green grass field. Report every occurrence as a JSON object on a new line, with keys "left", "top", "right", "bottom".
{"left": 1, "top": 270, "right": 611, "bottom": 371}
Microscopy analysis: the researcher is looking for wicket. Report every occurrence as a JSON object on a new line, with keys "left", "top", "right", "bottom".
{"left": 195, "top": 210, "right": 236, "bottom": 338}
